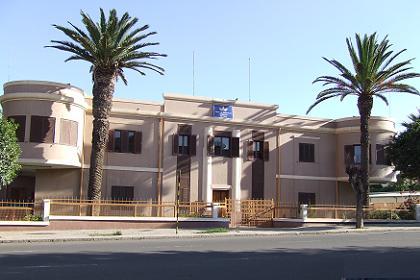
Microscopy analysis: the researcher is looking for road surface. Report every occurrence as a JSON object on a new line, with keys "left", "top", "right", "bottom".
{"left": 1, "top": 230, "right": 420, "bottom": 279}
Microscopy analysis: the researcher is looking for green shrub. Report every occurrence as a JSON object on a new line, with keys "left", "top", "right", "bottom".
{"left": 367, "top": 210, "right": 400, "bottom": 220}
{"left": 200, "top": 227, "right": 229, "bottom": 234}
{"left": 396, "top": 210, "right": 415, "bottom": 220}
{"left": 23, "top": 214, "right": 43, "bottom": 221}
{"left": 370, "top": 181, "right": 420, "bottom": 192}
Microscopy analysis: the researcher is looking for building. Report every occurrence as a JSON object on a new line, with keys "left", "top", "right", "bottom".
{"left": 0, "top": 80, "right": 396, "bottom": 206}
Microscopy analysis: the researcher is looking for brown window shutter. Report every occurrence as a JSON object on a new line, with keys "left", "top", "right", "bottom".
{"left": 44, "top": 117, "right": 55, "bottom": 143}
{"left": 30, "top": 116, "right": 42, "bottom": 142}
{"left": 263, "top": 141, "right": 269, "bottom": 161}
{"left": 71, "top": 121, "right": 78, "bottom": 146}
{"left": 344, "top": 145, "right": 354, "bottom": 165}
{"left": 246, "top": 140, "right": 254, "bottom": 161}
{"left": 107, "top": 130, "right": 114, "bottom": 151}
{"left": 60, "top": 119, "right": 70, "bottom": 145}
{"left": 189, "top": 135, "right": 197, "bottom": 156}
{"left": 231, "top": 137, "right": 240, "bottom": 158}
{"left": 172, "top": 134, "right": 179, "bottom": 155}
{"left": 134, "top": 131, "right": 142, "bottom": 154}
{"left": 376, "top": 144, "right": 388, "bottom": 165}
{"left": 207, "top": 135, "right": 214, "bottom": 156}
{"left": 121, "top": 130, "right": 128, "bottom": 153}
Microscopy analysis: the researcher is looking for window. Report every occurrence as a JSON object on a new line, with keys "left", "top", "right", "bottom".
{"left": 178, "top": 135, "right": 189, "bottom": 155}
{"left": 108, "top": 130, "right": 142, "bottom": 154}
{"left": 354, "top": 145, "right": 361, "bottom": 164}
{"left": 60, "top": 119, "right": 78, "bottom": 146}
{"left": 376, "top": 144, "right": 391, "bottom": 165}
{"left": 30, "top": 116, "right": 55, "bottom": 143}
{"left": 114, "top": 130, "right": 122, "bottom": 152}
{"left": 8, "top": 115, "right": 26, "bottom": 142}
{"left": 246, "top": 131, "right": 269, "bottom": 161}
{"left": 299, "top": 143, "right": 315, "bottom": 162}
{"left": 298, "top": 192, "right": 316, "bottom": 206}
{"left": 172, "top": 134, "right": 196, "bottom": 156}
{"left": 128, "top": 131, "right": 135, "bottom": 153}
{"left": 344, "top": 144, "right": 371, "bottom": 165}
{"left": 253, "top": 141, "right": 263, "bottom": 159}
{"left": 247, "top": 141, "right": 269, "bottom": 161}
{"left": 208, "top": 132, "right": 239, "bottom": 158}
{"left": 111, "top": 186, "right": 134, "bottom": 201}
{"left": 214, "top": 136, "right": 230, "bottom": 156}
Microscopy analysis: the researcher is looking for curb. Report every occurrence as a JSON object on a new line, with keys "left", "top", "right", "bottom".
{"left": 1, "top": 227, "right": 420, "bottom": 244}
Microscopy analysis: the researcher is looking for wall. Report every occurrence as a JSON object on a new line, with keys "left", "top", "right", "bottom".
{"left": 35, "top": 169, "right": 81, "bottom": 201}
{"left": 1, "top": 81, "right": 86, "bottom": 168}
{"left": 1, "top": 81, "right": 397, "bottom": 207}
{"left": 279, "top": 178, "right": 337, "bottom": 205}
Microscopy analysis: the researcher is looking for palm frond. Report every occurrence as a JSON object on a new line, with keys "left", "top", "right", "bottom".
{"left": 376, "top": 83, "right": 420, "bottom": 95}
{"left": 315, "top": 87, "right": 354, "bottom": 99}
{"left": 306, "top": 94, "right": 343, "bottom": 114}
{"left": 47, "top": 8, "right": 166, "bottom": 82}
{"left": 372, "top": 93, "right": 389, "bottom": 106}
{"left": 308, "top": 33, "right": 420, "bottom": 115}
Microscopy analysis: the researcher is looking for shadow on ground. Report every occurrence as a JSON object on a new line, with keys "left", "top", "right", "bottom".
{"left": 0, "top": 246, "right": 419, "bottom": 279}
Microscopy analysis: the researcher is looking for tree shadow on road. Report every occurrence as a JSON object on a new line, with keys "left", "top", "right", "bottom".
{"left": 0, "top": 245, "right": 419, "bottom": 280}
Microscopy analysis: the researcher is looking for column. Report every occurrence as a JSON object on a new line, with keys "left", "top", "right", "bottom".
{"left": 231, "top": 130, "right": 241, "bottom": 202}
{"left": 203, "top": 126, "right": 213, "bottom": 203}
{"left": 231, "top": 129, "right": 242, "bottom": 227}
{"left": 43, "top": 199, "right": 51, "bottom": 221}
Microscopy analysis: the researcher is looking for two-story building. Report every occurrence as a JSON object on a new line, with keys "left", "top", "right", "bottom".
{"left": 0, "top": 80, "right": 396, "bottom": 206}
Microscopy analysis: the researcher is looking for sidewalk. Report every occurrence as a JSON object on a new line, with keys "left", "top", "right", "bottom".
{"left": 1, "top": 224, "right": 420, "bottom": 243}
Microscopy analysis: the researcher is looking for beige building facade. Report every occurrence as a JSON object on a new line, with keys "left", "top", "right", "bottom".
{"left": 0, "top": 80, "right": 396, "bottom": 206}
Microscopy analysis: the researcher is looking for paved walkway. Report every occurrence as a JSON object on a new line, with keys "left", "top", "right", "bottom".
{"left": 1, "top": 224, "right": 420, "bottom": 243}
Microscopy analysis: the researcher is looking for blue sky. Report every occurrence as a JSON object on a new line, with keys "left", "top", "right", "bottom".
{"left": 1, "top": 1, "right": 420, "bottom": 129}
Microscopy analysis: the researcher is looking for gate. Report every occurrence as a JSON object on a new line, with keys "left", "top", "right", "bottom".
{"left": 225, "top": 199, "right": 275, "bottom": 226}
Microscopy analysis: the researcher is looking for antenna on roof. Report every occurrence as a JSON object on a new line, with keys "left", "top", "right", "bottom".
{"left": 7, "top": 64, "right": 10, "bottom": 82}
{"left": 248, "top": 57, "right": 251, "bottom": 102}
{"left": 192, "top": 51, "right": 195, "bottom": 96}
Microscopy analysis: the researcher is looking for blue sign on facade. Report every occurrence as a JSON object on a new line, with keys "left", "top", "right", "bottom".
{"left": 212, "top": 104, "right": 233, "bottom": 119}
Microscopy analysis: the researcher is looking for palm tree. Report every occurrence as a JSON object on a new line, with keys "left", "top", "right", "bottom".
{"left": 402, "top": 109, "right": 420, "bottom": 129}
{"left": 47, "top": 9, "right": 166, "bottom": 201}
{"left": 307, "top": 33, "right": 420, "bottom": 228}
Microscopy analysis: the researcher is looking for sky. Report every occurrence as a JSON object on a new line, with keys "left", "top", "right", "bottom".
{"left": 1, "top": 1, "right": 420, "bottom": 130}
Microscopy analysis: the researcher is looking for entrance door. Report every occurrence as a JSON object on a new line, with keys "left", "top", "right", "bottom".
{"left": 213, "top": 190, "right": 230, "bottom": 203}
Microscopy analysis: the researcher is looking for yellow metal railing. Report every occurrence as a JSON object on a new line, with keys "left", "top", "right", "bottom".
{"left": 49, "top": 199, "right": 216, "bottom": 218}
{"left": 0, "top": 200, "right": 34, "bottom": 221}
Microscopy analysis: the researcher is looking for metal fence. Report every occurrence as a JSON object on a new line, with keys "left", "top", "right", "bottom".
{"left": 224, "top": 199, "right": 275, "bottom": 225}
{"left": 306, "top": 204, "right": 366, "bottom": 219}
{"left": 274, "top": 204, "right": 300, "bottom": 219}
{"left": 49, "top": 199, "right": 217, "bottom": 218}
{"left": 0, "top": 200, "right": 34, "bottom": 221}
{"left": 305, "top": 202, "right": 416, "bottom": 220}
{"left": 2, "top": 198, "right": 414, "bottom": 223}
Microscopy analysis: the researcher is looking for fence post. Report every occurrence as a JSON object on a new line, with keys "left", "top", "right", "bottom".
{"left": 271, "top": 199, "right": 274, "bottom": 219}
{"left": 176, "top": 170, "right": 181, "bottom": 235}
{"left": 43, "top": 199, "right": 51, "bottom": 222}
{"left": 416, "top": 204, "right": 420, "bottom": 221}
{"left": 300, "top": 204, "right": 308, "bottom": 220}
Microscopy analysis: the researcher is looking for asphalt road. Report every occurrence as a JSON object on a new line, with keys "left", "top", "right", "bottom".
{"left": 1, "top": 231, "right": 420, "bottom": 279}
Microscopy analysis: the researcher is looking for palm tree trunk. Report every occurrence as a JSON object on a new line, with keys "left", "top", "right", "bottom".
{"left": 356, "top": 95, "right": 373, "bottom": 228}
{"left": 355, "top": 190, "right": 364, "bottom": 228}
{"left": 88, "top": 69, "right": 116, "bottom": 202}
